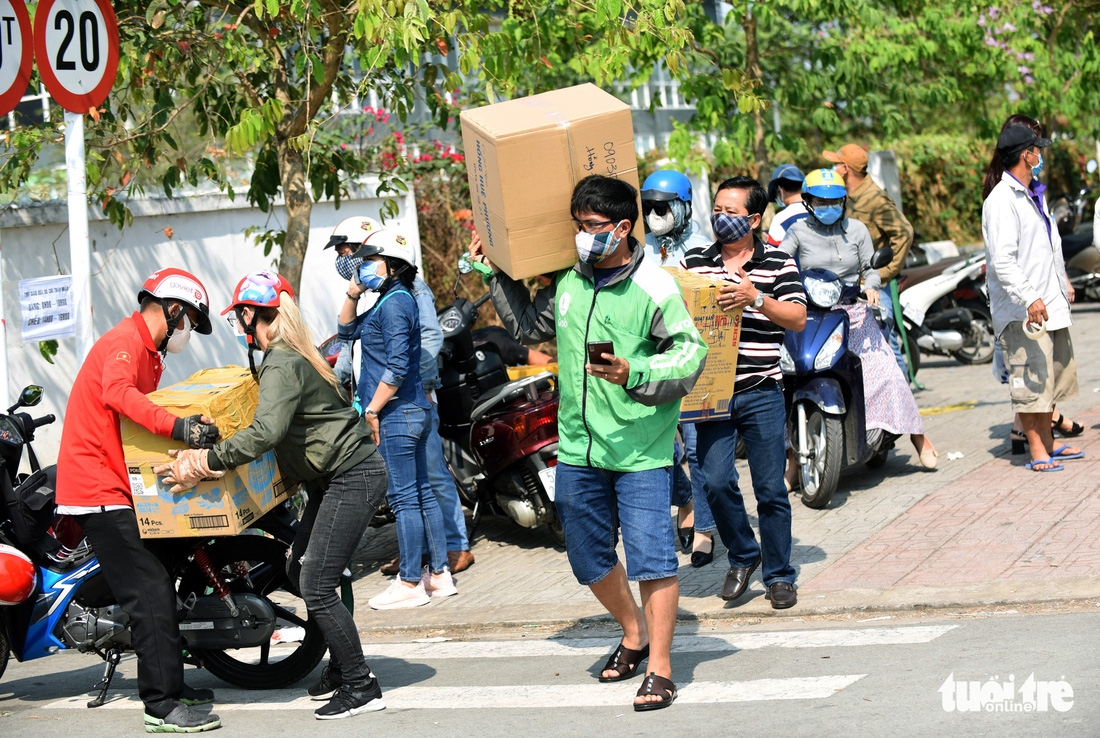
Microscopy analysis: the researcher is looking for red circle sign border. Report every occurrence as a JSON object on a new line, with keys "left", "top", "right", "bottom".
{"left": 0, "top": 0, "right": 34, "bottom": 117}
{"left": 32, "top": 0, "right": 120, "bottom": 114}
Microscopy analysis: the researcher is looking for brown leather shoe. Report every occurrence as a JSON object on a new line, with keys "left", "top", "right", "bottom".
{"left": 379, "top": 556, "right": 400, "bottom": 576}
{"left": 766, "top": 581, "right": 797, "bottom": 609}
{"left": 720, "top": 556, "right": 761, "bottom": 602}
{"left": 448, "top": 550, "right": 475, "bottom": 573}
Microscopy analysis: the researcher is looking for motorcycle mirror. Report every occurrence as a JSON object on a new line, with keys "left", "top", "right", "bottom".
{"left": 9, "top": 385, "right": 42, "bottom": 413}
{"left": 869, "top": 246, "right": 894, "bottom": 271}
{"left": 457, "top": 253, "right": 474, "bottom": 274}
{"left": 1088, "top": 159, "right": 1098, "bottom": 174}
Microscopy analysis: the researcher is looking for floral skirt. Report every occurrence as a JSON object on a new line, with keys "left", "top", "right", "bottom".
{"left": 840, "top": 303, "right": 924, "bottom": 436}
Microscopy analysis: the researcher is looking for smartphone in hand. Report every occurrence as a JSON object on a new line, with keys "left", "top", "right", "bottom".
{"left": 586, "top": 340, "right": 614, "bottom": 366}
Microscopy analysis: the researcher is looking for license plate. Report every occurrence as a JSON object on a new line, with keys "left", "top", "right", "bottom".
{"left": 537, "top": 466, "right": 557, "bottom": 502}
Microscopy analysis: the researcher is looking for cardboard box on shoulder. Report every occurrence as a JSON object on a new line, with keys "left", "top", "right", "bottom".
{"left": 460, "top": 83, "right": 645, "bottom": 280}
{"left": 120, "top": 366, "right": 295, "bottom": 539}
{"left": 665, "top": 268, "right": 743, "bottom": 422}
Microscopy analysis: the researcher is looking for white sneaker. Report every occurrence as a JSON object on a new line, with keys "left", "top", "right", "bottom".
{"left": 420, "top": 567, "right": 458, "bottom": 599}
{"left": 368, "top": 577, "right": 431, "bottom": 610}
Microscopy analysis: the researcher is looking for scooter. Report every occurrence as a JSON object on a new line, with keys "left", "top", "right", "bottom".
{"left": 897, "top": 252, "right": 993, "bottom": 377}
{"left": 1052, "top": 159, "right": 1100, "bottom": 301}
{"left": 0, "top": 386, "right": 324, "bottom": 699}
{"left": 779, "top": 247, "right": 896, "bottom": 509}
{"left": 435, "top": 257, "right": 563, "bottom": 545}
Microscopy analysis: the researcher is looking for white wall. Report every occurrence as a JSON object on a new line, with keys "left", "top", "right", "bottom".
{"left": 0, "top": 179, "right": 419, "bottom": 457}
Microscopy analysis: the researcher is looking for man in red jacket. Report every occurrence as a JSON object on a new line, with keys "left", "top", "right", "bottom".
{"left": 55, "top": 268, "right": 223, "bottom": 733}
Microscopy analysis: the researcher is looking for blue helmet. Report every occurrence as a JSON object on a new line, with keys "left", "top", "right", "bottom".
{"left": 641, "top": 169, "right": 692, "bottom": 202}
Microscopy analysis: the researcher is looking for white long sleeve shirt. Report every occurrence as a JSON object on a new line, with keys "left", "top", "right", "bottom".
{"left": 982, "top": 171, "right": 1070, "bottom": 336}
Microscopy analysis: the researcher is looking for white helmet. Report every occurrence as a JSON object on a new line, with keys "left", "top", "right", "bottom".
{"left": 356, "top": 230, "right": 417, "bottom": 268}
{"left": 326, "top": 216, "right": 383, "bottom": 251}
{"left": 137, "top": 267, "right": 213, "bottom": 334}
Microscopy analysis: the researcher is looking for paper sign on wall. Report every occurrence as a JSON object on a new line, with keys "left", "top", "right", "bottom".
{"left": 19, "top": 275, "right": 75, "bottom": 342}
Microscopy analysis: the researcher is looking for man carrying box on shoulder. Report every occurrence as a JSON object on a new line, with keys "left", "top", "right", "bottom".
{"left": 55, "top": 269, "right": 223, "bottom": 733}
{"left": 470, "top": 174, "right": 707, "bottom": 712}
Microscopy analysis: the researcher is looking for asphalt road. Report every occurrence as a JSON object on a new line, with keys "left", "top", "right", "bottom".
{"left": 2, "top": 608, "right": 1098, "bottom": 736}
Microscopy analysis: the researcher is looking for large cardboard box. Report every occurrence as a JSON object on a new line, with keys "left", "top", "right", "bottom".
{"left": 120, "top": 366, "right": 295, "bottom": 539}
{"left": 460, "top": 83, "right": 644, "bottom": 279}
{"left": 665, "top": 268, "right": 743, "bottom": 422}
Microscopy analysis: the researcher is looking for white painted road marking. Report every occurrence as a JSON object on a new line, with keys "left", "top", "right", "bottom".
{"left": 44, "top": 675, "right": 867, "bottom": 710}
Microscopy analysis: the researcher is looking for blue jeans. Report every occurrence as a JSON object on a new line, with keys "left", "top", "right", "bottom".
{"left": 877, "top": 284, "right": 909, "bottom": 381}
{"left": 671, "top": 423, "right": 716, "bottom": 533}
{"left": 334, "top": 340, "right": 354, "bottom": 387}
{"left": 427, "top": 401, "right": 469, "bottom": 551}
{"left": 696, "top": 384, "right": 795, "bottom": 587}
{"left": 554, "top": 463, "right": 678, "bottom": 585}
{"left": 377, "top": 404, "right": 447, "bottom": 581}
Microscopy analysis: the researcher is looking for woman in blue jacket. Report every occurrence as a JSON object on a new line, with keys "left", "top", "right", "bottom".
{"left": 337, "top": 229, "right": 456, "bottom": 609}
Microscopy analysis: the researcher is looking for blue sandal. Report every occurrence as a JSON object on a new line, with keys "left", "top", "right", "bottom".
{"left": 1025, "top": 458, "right": 1064, "bottom": 472}
{"left": 1051, "top": 445, "right": 1084, "bottom": 461}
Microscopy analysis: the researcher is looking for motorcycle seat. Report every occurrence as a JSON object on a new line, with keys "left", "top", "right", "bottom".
{"left": 470, "top": 372, "right": 555, "bottom": 423}
{"left": 899, "top": 255, "right": 967, "bottom": 290}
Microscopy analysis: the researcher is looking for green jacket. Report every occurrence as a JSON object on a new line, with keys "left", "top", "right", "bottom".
{"left": 490, "top": 239, "right": 707, "bottom": 472}
{"left": 209, "top": 344, "right": 374, "bottom": 486}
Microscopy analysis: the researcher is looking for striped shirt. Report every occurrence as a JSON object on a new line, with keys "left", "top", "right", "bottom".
{"left": 682, "top": 236, "right": 806, "bottom": 394}
{"left": 766, "top": 202, "right": 809, "bottom": 247}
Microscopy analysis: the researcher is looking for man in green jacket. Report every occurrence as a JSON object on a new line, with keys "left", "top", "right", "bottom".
{"left": 470, "top": 175, "right": 707, "bottom": 712}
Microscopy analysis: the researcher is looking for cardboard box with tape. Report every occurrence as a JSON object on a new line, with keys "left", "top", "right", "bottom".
{"left": 121, "top": 366, "right": 295, "bottom": 539}
{"left": 665, "top": 268, "right": 743, "bottom": 422}
{"left": 460, "top": 83, "right": 644, "bottom": 280}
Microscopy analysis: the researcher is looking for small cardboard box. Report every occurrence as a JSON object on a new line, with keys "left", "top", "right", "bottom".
{"left": 120, "top": 366, "right": 295, "bottom": 539}
{"left": 460, "top": 83, "right": 644, "bottom": 279}
{"left": 665, "top": 268, "right": 743, "bottom": 422}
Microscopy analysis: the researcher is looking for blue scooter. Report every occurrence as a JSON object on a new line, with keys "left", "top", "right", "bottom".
{"left": 779, "top": 247, "right": 894, "bottom": 509}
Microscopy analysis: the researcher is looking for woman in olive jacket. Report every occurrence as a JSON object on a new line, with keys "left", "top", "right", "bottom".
{"left": 157, "top": 270, "right": 387, "bottom": 720}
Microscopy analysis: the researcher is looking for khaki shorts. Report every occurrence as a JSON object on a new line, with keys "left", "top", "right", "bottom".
{"left": 998, "top": 324, "right": 1078, "bottom": 413}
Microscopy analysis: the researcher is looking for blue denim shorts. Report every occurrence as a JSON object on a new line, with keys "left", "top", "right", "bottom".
{"left": 554, "top": 463, "right": 678, "bottom": 585}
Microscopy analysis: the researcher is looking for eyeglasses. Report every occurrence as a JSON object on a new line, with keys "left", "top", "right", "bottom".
{"left": 572, "top": 218, "right": 617, "bottom": 234}
{"left": 225, "top": 315, "right": 239, "bottom": 329}
{"left": 642, "top": 201, "right": 670, "bottom": 217}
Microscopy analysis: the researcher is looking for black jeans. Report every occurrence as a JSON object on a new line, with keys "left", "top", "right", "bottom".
{"left": 79, "top": 510, "right": 182, "bottom": 717}
{"left": 288, "top": 453, "right": 387, "bottom": 689}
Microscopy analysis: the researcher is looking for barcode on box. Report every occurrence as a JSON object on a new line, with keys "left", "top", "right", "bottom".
{"left": 128, "top": 467, "right": 152, "bottom": 497}
{"left": 188, "top": 515, "right": 229, "bottom": 530}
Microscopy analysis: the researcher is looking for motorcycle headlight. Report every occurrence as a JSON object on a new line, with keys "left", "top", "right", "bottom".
{"left": 804, "top": 276, "right": 843, "bottom": 309}
{"left": 779, "top": 343, "right": 795, "bottom": 374}
{"left": 814, "top": 322, "right": 845, "bottom": 370}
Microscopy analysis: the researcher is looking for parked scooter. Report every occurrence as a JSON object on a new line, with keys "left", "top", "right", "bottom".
{"left": 1052, "top": 159, "right": 1100, "bottom": 301}
{"left": 897, "top": 252, "right": 993, "bottom": 377}
{"left": 780, "top": 247, "right": 895, "bottom": 509}
{"left": 0, "top": 386, "right": 322, "bottom": 699}
{"left": 435, "top": 257, "right": 563, "bottom": 545}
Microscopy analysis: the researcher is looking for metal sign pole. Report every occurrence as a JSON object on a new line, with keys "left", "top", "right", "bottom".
{"left": 64, "top": 110, "right": 92, "bottom": 362}
{"left": 0, "top": 228, "right": 8, "bottom": 402}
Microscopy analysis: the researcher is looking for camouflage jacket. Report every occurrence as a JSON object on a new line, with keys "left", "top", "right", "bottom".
{"left": 846, "top": 176, "right": 913, "bottom": 281}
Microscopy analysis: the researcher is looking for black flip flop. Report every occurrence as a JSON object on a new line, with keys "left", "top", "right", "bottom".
{"left": 634, "top": 673, "right": 677, "bottom": 712}
{"left": 598, "top": 642, "right": 650, "bottom": 683}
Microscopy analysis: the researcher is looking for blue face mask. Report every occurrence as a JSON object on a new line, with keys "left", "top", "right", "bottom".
{"left": 237, "top": 334, "right": 249, "bottom": 350}
{"left": 1030, "top": 151, "right": 1044, "bottom": 178}
{"left": 813, "top": 205, "right": 844, "bottom": 226}
{"left": 710, "top": 213, "right": 755, "bottom": 244}
{"left": 358, "top": 261, "right": 386, "bottom": 290}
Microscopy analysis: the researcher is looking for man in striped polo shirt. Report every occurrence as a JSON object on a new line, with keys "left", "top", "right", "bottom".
{"left": 683, "top": 176, "right": 807, "bottom": 609}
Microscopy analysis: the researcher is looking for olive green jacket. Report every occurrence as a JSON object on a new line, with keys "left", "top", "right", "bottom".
{"left": 847, "top": 176, "right": 914, "bottom": 281}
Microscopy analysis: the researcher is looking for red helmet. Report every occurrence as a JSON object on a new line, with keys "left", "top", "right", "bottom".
{"left": 138, "top": 268, "right": 213, "bottom": 334}
{"left": 222, "top": 270, "right": 296, "bottom": 315}
{"left": 0, "top": 543, "right": 35, "bottom": 605}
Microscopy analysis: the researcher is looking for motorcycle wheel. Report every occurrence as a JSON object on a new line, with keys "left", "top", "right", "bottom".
{"left": 0, "top": 624, "right": 9, "bottom": 680}
{"left": 951, "top": 306, "right": 995, "bottom": 365}
{"left": 797, "top": 405, "right": 842, "bottom": 510}
{"left": 905, "top": 331, "right": 921, "bottom": 379}
{"left": 547, "top": 516, "right": 567, "bottom": 549}
{"left": 177, "top": 536, "right": 326, "bottom": 690}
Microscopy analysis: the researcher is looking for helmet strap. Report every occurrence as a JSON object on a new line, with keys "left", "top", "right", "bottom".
{"left": 158, "top": 301, "right": 180, "bottom": 355}
{"left": 239, "top": 308, "right": 261, "bottom": 379}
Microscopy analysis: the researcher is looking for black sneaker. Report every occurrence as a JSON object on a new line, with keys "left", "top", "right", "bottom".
{"left": 144, "top": 704, "right": 221, "bottom": 732}
{"left": 314, "top": 681, "right": 386, "bottom": 720}
{"left": 308, "top": 664, "right": 344, "bottom": 701}
{"left": 180, "top": 684, "right": 216, "bottom": 706}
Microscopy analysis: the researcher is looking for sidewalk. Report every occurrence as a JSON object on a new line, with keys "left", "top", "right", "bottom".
{"left": 346, "top": 306, "right": 1100, "bottom": 632}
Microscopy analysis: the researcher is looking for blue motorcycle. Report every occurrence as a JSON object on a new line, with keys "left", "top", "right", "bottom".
{"left": 779, "top": 248, "right": 894, "bottom": 509}
{"left": 0, "top": 386, "right": 323, "bottom": 704}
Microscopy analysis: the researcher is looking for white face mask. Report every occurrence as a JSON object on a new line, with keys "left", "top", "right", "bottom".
{"left": 166, "top": 314, "right": 192, "bottom": 354}
{"left": 646, "top": 210, "right": 676, "bottom": 236}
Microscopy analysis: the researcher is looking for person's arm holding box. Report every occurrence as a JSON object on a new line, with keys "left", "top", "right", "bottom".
{"left": 620, "top": 282, "right": 709, "bottom": 407}
{"left": 470, "top": 233, "right": 558, "bottom": 344}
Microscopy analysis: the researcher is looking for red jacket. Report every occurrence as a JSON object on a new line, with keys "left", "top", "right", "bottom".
{"left": 56, "top": 314, "right": 179, "bottom": 507}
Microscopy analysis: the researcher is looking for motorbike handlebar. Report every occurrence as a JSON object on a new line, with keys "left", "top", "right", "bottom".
{"left": 474, "top": 293, "right": 491, "bottom": 309}
{"left": 32, "top": 414, "right": 56, "bottom": 428}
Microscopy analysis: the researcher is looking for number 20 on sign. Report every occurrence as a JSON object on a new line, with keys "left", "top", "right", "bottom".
{"left": 32, "top": 0, "right": 119, "bottom": 113}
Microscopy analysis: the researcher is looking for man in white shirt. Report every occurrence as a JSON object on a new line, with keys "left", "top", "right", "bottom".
{"left": 765, "top": 164, "right": 808, "bottom": 247}
{"left": 982, "top": 124, "right": 1081, "bottom": 472}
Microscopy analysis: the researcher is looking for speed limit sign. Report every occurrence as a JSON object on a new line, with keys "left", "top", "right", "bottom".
{"left": 0, "top": 0, "right": 32, "bottom": 117}
{"left": 32, "top": 0, "right": 118, "bottom": 113}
